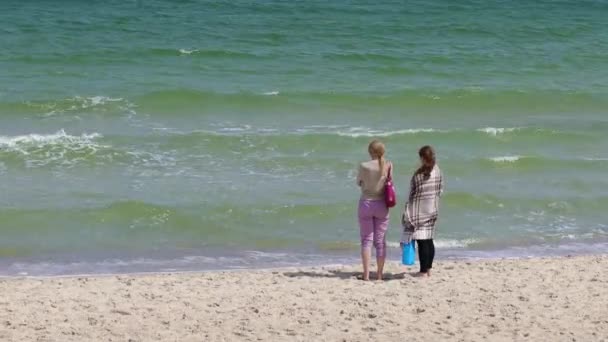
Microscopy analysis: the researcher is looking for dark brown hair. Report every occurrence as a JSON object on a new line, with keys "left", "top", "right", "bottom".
{"left": 416, "top": 145, "right": 436, "bottom": 179}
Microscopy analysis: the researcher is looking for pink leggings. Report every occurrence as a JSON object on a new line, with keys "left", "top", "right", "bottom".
{"left": 358, "top": 199, "right": 389, "bottom": 257}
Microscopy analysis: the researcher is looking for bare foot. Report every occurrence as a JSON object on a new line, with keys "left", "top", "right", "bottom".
{"left": 357, "top": 274, "right": 370, "bottom": 281}
{"left": 414, "top": 272, "right": 429, "bottom": 278}
{"left": 376, "top": 274, "right": 383, "bottom": 281}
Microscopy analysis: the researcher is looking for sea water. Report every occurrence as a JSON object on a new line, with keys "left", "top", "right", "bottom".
{"left": 1, "top": 0, "right": 607, "bottom": 275}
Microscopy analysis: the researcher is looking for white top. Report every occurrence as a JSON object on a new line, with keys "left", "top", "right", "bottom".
{"left": 356, "top": 159, "right": 391, "bottom": 200}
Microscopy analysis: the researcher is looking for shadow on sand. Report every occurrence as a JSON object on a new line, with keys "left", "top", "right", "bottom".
{"left": 283, "top": 270, "right": 412, "bottom": 282}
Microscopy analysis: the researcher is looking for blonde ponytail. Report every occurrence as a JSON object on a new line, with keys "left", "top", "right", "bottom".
{"left": 368, "top": 140, "right": 387, "bottom": 175}
{"left": 378, "top": 156, "right": 385, "bottom": 176}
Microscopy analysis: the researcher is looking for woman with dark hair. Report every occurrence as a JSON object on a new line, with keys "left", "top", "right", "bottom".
{"left": 401, "top": 146, "right": 443, "bottom": 277}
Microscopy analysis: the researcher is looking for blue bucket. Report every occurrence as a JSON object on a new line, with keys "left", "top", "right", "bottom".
{"left": 402, "top": 240, "right": 416, "bottom": 266}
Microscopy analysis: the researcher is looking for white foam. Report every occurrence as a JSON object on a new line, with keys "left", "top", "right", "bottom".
{"left": 262, "top": 91, "right": 280, "bottom": 96}
{"left": 337, "top": 128, "right": 440, "bottom": 138}
{"left": 0, "top": 130, "right": 105, "bottom": 167}
{"left": 87, "top": 96, "right": 123, "bottom": 106}
{"left": 257, "top": 128, "right": 278, "bottom": 133}
{"left": 478, "top": 127, "right": 519, "bottom": 136}
{"left": 125, "top": 150, "right": 177, "bottom": 169}
{"left": 179, "top": 48, "right": 198, "bottom": 55}
{"left": 152, "top": 127, "right": 181, "bottom": 134}
{"left": 434, "top": 239, "right": 479, "bottom": 249}
{"left": 0, "top": 129, "right": 102, "bottom": 148}
{"left": 219, "top": 125, "right": 252, "bottom": 133}
{"left": 387, "top": 239, "right": 477, "bottom": 249}
{"left": 582, "top": 157, "right": 608, "bottom": 161}
{"left": 41, "top": 96, "right": 127, "bottom": 116}
{"left": 304, "top": 125, "right": 351, "bottom": 129}
{"left": 489, "top": 156, "right": 521, "bottom": 163}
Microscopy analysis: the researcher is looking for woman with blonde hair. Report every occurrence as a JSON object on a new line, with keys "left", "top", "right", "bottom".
{"left": 356, "top": 140, "right": 393, "bottom": 281}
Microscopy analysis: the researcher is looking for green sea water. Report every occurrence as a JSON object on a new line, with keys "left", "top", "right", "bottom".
{"left": 1, "top": 0, "right": 608, "bottom": 275}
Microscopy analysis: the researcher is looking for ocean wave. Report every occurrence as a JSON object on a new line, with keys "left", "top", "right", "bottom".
{"left": 0, "top": 96, "right": 134, "bottom": 117}
{"left": 161, "top": 126, "right": 446, "bottom": 140}
{"left": 336, "top": 128, "right": 441, "bottom": 138}
{"left": 0, "top": 130, "right": 122, "bottom": 168}
{"left": 9, "top": 47, "right": 263, "bottom": 63}
{"left": 0, "top": 131, "right": 186, "bottom": 170}
{"left": 1, "top": 127, "right": 604, "bottom": 171}
{"left": 324, "top": 52, "right": 403, "bottom": 63}
{"left": 42, "top": 96, "right": 132, "bottom": 117}
{"left": 442, "top": 193, "right": 608, "bottom": 215}
{"left": 178, "top": 48, "right": 198, "bottom": 55}
{"left": 489, "top": 156, "right": 522, "bottom": 163}
{"left": 0, "top": 130, "right": 107, "bottom": 168}
{"left": 129, "top": 88, "right": 608, "bottom": 115}
{"left": 0, "top": 129, "right": 102, "bottom": 149}
{"left": 477, "top": 127, "right": 520, "bottom": 136}
{"left": 483, "top": 155, "right": 608, "bottom": 165}
{"left": 8, "top": 89, "right": 605, "bottom": 120}
{"left": 86, "top": 96, "right": 123, "bottom": 106}
{"left": 582, "top": 157, "right": 608, "bottom": 161}
{"left": 169, "top": 49, "right": 261, "bottom": 58}
{"left": 152, "top": 126, "right": 595, "bottom": 156}
{"left": 162, "top": 125, "right": 581, "bottom": 142}
{"left": 0, "top": 201, "right": 189, "bottom": 233}
{"left": 480, "top": 155, "right": 608, "bottom": 167}
{"left": 386, "top": 239, "right": 478, "bottom": 249}
{"left": 217, "top": 125, "right": 252, "bottom": 133}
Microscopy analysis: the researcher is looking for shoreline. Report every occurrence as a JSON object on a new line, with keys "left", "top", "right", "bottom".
{"left": 1, "top": 255, "right": 607, "bottom": 341}
{"left": 2, "top": 241, "right": 607, "bottom": 278}
{"left": 0, "top": 252, "right": 602, "bottom": 280}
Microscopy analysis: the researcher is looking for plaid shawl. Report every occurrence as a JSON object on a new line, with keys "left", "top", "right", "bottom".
{"left": 401, "top": 165, "right": 443, "bottom": 242}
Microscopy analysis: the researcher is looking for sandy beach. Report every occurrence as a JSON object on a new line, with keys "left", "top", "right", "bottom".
{"left": 1, "top": 255, "right": 607, "bottom": 341}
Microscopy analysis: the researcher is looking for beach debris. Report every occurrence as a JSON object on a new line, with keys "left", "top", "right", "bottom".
{"left": 110, "top": 309, "right": 131, "bottom": 316}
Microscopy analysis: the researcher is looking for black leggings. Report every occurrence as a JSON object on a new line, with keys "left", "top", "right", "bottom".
{"left": 417, "top": 239, "right": 435, "bottom": 273}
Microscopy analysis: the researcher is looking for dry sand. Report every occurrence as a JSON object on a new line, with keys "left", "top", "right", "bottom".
{"left": 1, "top": 255, "right": 607, "bottom": 341}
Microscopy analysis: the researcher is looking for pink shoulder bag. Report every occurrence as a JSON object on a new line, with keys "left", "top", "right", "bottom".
{"left": 384, "top": 164, "right": 396, "bottom": 208}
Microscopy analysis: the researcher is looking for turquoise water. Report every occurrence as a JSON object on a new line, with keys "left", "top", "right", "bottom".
{"left": 1, "top": 0, "right": 608, "bottom": 275}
